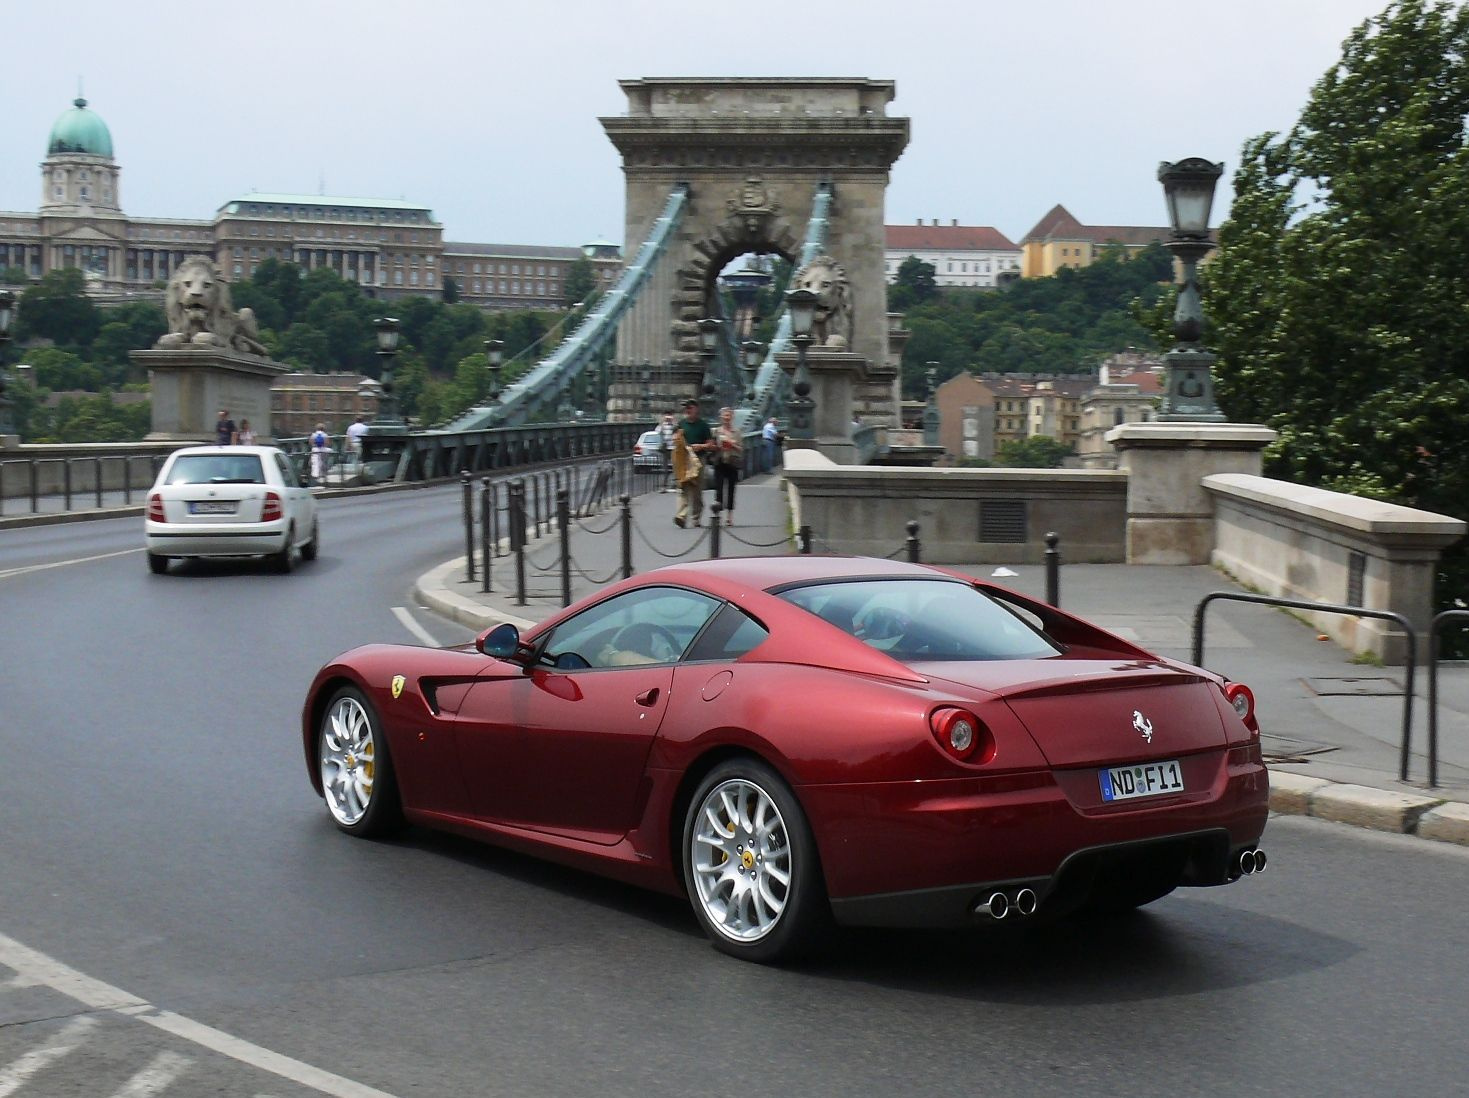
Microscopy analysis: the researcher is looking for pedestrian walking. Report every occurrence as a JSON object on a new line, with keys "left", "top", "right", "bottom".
{"left": 713, "top": 406, "right": 743, "bottom": 525}
{"left": 672, "top": 399, "right": 712, "bottom": 528}
{"left": 236, "top": 418, "right": 256, "bottom": 446}
{"left": 762, "top": 417, "right": 779, "bottom": 471}
{"left": 346, "top": 415, "right": 368, "bottom": 456}
{"left": 657, "top": 412, "right": 677, "bottom": 492}
{"left": 215, "top": 409, "right": 236, "bottom": 446}
{"left": 310, "top": 422, "right": 331, "bottom": 484}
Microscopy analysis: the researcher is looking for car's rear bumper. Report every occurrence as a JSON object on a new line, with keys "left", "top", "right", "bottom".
{"left": 804, "top": 755, "right": 1269, "bottom": 925}
{"left": 145, "top": 521, "right": 288, "bottom": 557}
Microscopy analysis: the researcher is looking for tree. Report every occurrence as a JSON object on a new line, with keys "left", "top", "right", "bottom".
{"left": 995, "top": 436, "right": 1072, "bottom": 468}
{"left": 1207, "top": 0, "right": 1469, "bottom": 636}
{"left": 562, "top": 257, "right": 598, "bottom": 307}
{"left": 442, "top": 276, "right": 461, "bottom": 304}
{"left": 890, "top": 256, "right": 937, "bottom": 311}
{"left": 1, "top": 267, "right": 27, "bottom": 285}
{"left": 15, "top": 268, "right": 99, "bottom": 347}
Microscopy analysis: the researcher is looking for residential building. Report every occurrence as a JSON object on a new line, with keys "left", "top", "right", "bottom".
{"left": 270, "top": 373, "right": 381, "bottom": 439}
{"left": 1076, "top": 351, "right": 1163, "bottom": 468}
{"left": 442, "top": 241, "right": 621, "bottom": 310}
{"left": 885, "top": 219, "right": 1021, "bottom": 288}
{"left": 1019, "top": 204, "right": 1171, "bottom": 278}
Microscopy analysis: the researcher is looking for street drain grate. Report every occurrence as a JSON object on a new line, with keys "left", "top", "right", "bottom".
{"left": 1302, "top": 676, "right": 1404, "bottom": 697}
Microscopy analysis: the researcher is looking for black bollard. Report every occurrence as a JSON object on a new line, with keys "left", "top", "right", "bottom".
{"left": 480, "top": 476, "right": 492, "bottom": 593}
{"left": 906, "top": 520, "right": 921, "bottom": 563}
{"left": 511, "top": 479, "right": 528, "bottom": 607}
{"left": 461, "top": 470, "right": 475, "bottom": 583}
{"left": 710, "top": 503, "right": 722, "bottom": 559}
{"left": 1044, "top": 531, "right": 1061, "bottom": 607}
{"left": 620, "top": 494, "right": 633, "bottom": 579}
{"left": 558, "top": 488, "right": 572, "bottom": 607}
{"left": 798, "top": 524, "right": 812, "bottom": 554}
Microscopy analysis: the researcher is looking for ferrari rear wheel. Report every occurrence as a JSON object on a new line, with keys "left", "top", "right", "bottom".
{"left": 318, "top": 686, "right": 402, "bottom": 837}
{"left": 683, "top": 759, "right": 828, "bottom": 964}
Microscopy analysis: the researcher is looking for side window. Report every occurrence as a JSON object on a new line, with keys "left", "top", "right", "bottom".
{"left": 275, "top": 454, "right": 299, "bottom": 488}
{"left": 541, "top": 587, "right": 720, "bottom": 670}
{"left": 684, "top": 604, "right": 769, "bottom": 662}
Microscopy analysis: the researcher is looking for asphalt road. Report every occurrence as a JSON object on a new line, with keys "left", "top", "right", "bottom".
{"left": 3, "top": 492, "right": 1468, "bottom": 1097}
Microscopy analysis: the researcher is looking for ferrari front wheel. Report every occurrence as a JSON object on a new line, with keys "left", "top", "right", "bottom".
{"left": 318, "top": 686, "right": 402, "bottom": 837}
{"left": 683, "top": 759, "right": 828, "bottom": 964}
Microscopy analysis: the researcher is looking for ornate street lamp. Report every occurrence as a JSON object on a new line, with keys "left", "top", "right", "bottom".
{"left": 372, "top": 317, "right": 403, "bottom": 427}
{"left": 1157, "top": 157, "right": 1226, "bottom": 422}
{"left": 484, "top": 338, "right": 504, "bottom": 404}
{"left": 697, "top": 318, "right": 722, "bottom": 419}
{"left": 924, "top": 361, "right": 940, "bottom": 445}
{"left": 785, "top": 288, "right": 818, "bottom": 445}
{"left": 0, "top": 289, "right": 14, "bottom": 436}
{"left": 741, "top": 339, "right": 765, "bottom": 402}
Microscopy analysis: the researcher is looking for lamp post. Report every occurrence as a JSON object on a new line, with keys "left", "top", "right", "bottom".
{"left": 484, "top": 339, "right": 504, "bottom": 404}
{"left": 1157, "top": 157, "right": 1226, "bottom": 422}
{"left": 0, "top": 290, "right": 15, "bottom": 436}
{"left": 372, "top": 316, "right": 404, "bottom": 429}
{"left": 697, "top": 317, "right": 722, "bottom": 419}
{"left": 924, "top": 361, "right": 940, "bottom": 445}
{"left": 741, "top": 339, "right": 765, "bottom": 402}
{"left": 785, "top": 288, "right": 817, "bottom": 446}
{"left": 640, "top": 363, "right": 652, "bottom": 418}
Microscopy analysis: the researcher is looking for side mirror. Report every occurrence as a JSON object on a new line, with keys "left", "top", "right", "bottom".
{"left": 478, "top": 622, "right": 527, "bottom": 660}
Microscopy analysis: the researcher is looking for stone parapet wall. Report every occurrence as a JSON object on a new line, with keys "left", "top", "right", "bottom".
{"left": 783, "top": 449, "right": 1126, "bottom": 563}
{"left": 1204, "top": 473, "right": 1466, "bottom": 664}
{"left": 0, "top": 441, "right": 188, "bottom": 499}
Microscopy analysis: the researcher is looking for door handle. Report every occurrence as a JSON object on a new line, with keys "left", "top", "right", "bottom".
{"left": 635, "top": 687, "right": 660, "bottom": 707}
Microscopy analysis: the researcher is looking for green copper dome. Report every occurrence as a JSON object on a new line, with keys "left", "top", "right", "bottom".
{"left": 47, "top": 98, "right": 113, "bottom": 158}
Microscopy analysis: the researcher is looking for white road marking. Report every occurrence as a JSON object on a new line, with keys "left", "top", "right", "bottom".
{"left": 391, "top": 606, "right": 439, "bottom": 647}
{"left": 106, "top": 1050, "right": 192, "bottom": 1097}
{"left": 0, "top": 1015, "right": 97, "bottom": 1096}
{"left": 0, "top": 547, "right": 142, "bottom": 581}
{"left": 0, "top": 931, "right": 397, "bottom": 1098}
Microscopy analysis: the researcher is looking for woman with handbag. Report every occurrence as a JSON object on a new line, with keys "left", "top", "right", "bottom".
{"left": 712, "top": 407, "right": 743, "bottom": 526}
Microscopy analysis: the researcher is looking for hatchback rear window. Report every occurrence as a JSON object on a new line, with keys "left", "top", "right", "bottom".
{"left": 776, "top": 578, "right": 1060, "bottom": 662}
{"left": 165, "top": 454, "right": 266, "bottom": 485}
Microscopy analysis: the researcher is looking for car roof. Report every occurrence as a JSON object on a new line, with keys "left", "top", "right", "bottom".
{"left": 650, "top": 554, "right": 951, "bottom": 591}
{"left": 168, "top": 445, "right": 284, "bottom": 457}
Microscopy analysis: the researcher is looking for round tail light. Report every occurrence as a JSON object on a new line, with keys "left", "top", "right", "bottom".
{"left": 930, "top": 707, "right": 993, "bottom": 763}
{"left": 1224, "top": 682, "right": 1255, "bottom": 723}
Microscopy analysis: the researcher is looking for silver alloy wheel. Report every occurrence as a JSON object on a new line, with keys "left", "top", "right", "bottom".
{"left": 689, "top": 777, "right": 793, "bottom": 942}
{"left": 320, "top": 694, "right": 376, "bottom": 826}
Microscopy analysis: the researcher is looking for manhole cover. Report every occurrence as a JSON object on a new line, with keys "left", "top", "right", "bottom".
{"left": 1302, "top": 676, "right": 1404, "bottom": 697}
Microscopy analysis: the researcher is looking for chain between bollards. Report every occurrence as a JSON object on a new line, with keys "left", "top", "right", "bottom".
{"left": 1044, "top": 531, "right": 1061, "bottom": 607}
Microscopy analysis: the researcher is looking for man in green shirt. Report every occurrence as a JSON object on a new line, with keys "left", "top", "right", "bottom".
{"left": 673, "top": 399, "right": 713, "bottom": 527}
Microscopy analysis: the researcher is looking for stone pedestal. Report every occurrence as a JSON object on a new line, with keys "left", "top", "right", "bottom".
{"left": 132, "top": 348, "right": 291, "bottom": 443}
{"left": 1106, "top": 422, "right": 1276, "bottom": 564}
{"left": 778, "top": 348, "right": 868, "bottom": 465}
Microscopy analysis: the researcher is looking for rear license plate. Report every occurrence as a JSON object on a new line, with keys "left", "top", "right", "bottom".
{"left": 1099, "top": 759, "right": 1183, "bottom": 802}
{"left": 189, "top": 501, "right": 237, "bottom": 515}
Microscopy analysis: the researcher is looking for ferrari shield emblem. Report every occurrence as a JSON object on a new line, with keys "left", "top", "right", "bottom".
{"left": 391, "top": 675, "right": 406, "bottom": 700}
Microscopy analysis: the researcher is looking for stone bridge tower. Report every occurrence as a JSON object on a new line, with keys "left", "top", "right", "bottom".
{"left": 601, "top": 78, "right": 909, "bottom": 375}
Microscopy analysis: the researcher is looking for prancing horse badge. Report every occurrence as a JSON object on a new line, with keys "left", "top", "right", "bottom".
{"left": 391, "top": 675, "right": 406, "bottom": 700}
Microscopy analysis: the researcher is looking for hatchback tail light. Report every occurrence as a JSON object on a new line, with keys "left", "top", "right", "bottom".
{"left": 260, "top": 491, "right": 283, "bottom": 522}
{"left": 929, "top": 707, "right": 994, "bottom": 763}
{"left": 147, "top": 492, "right": 166, "bottom": 523}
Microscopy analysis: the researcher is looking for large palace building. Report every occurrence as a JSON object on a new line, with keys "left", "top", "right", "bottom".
{"left": 0, "top": 97, "right": 620, "bottom": 308}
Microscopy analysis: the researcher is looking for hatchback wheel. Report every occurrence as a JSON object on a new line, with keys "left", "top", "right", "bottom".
{"left": 318, "top": 686, "right": 402, "bottom": 837}
{"left": 683, "top": 758, "right": 829, "bottom": 963}
{"left": 272, "top": 525, "right": 295, "bottom": 573}
{"left": 300, "top": 519, "right": 319, "bottom": 562}
{"left": 147, "top": 553, "right": 169, "bottom": 575}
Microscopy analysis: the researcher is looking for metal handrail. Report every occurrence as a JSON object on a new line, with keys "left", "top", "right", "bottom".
{"left": 1192, "top": 591, "right": 1420, "bottom": 782}
{"left": 1428, "top": 610, "right": 1469, "bottom": 787}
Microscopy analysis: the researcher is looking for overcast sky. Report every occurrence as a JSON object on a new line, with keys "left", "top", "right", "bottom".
{"left": 4, "top": 0, "right": 1390, "bottom": 249}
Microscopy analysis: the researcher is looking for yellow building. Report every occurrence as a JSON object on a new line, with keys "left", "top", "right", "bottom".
{"left": 1020, "top": 204, "right": 1171, "bottom": 278}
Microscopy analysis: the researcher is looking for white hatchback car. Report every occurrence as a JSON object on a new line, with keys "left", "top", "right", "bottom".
{"left": 145, "top": 446, "right": 319, "bottom": 574}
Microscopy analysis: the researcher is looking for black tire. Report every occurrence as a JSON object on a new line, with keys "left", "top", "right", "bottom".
{"left": 681, "top": 758, "right": 830, "bottom": 964}
{"left": 300, "top": 519, "right": 319, "bottom": 562}
{"left": 272, "top": 525, "right": 295, "bottom": 573}
{"left": 147, "top": 553, "right": 169, "bottom": 575}
{"left": 317, "top": 685, "right": 404, "bottom": 838}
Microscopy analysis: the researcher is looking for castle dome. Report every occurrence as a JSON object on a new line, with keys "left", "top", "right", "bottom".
{"left": 47, "top": 97, "right": 114, "bottom": 158}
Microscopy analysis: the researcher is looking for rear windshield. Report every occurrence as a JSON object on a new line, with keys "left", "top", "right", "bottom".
{"left": 639, "top": 432, "right": 661, "bottom": 446}
{"left": 776, "top": 578, "right": 1060, "bottom": 662}
{"left": 165, "top": 454, "right": 266, "bottom": 485}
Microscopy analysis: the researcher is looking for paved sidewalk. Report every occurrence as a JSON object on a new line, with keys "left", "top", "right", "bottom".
{"left": 414, "top": 471, "right": 1469, "bottom": 848}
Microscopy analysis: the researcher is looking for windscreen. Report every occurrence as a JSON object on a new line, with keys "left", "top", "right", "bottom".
{"left": 165, "top": 454, "right": 266, "bottom": 485}
{"left": 776, "top": 578, "right": 1061, "bottom": 662}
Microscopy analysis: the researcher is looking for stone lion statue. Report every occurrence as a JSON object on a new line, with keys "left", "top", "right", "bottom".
{"left": 156, "top": 255, "right": 267, "bottom": 355}
{"left": 792, "top": 255, "right": 852, "bottom": 349}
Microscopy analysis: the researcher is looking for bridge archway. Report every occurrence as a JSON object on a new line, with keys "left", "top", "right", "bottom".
{"left": 601, "top": 79, "right": 909, "bottom": 375}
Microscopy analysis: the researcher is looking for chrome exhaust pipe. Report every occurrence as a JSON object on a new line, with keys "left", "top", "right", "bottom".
{"left": 1014, "top": 888, "right": 1038, "bottom": 916}
{"left": 1252, "top": 849, "right": 1267, "bottom": 874}
{"left": 975, "top": 892, "right": 1010, "bottom": 920}
{"left": 1235, "top": 849, "right": 1260, "bottom": 876}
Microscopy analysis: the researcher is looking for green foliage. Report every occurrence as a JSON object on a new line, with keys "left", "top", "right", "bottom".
{"left": 15, "top": 268, "right": 100, "bottom": 346}
{"left": 1, "top": 267, "right": 27, "bottom": 285}
{"left": 562, "top": 258, "right": 598, "bottom": 307}
{"left": 1207, "top": 0, "right": 1469, "bottom": 640}
{"left": 890, "top": 256, "right": 938, "bottom": 311}
{"left": 895, "top": 244, "right": 1172, "bottom": 397}
{"left": 441, "top": 276, "right": 460, "bottom": 304}
{"left": 995, "top": 435, "right": 1073, "bottom": 468}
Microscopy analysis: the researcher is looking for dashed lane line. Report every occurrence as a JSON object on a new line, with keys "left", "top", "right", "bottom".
{"left": 0, "top": 547, "right": 142, "bottom": 581}
{"left": 0, "top": 931, "right": 396, "bottom": 1098}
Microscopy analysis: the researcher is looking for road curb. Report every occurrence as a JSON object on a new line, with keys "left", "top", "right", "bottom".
{"left": 1269, "top": 770, "right": 1462, "bottom": 845}
{"left": 411, "top": 557, "right": 538, "bottom": 633}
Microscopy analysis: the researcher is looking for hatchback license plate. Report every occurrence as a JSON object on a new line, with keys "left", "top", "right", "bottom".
{"left": 190, "top": 501, "right": 236, "bottom": 515}
{"left": 1099, "top": 759, "right": 1183, "bottom": 802}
